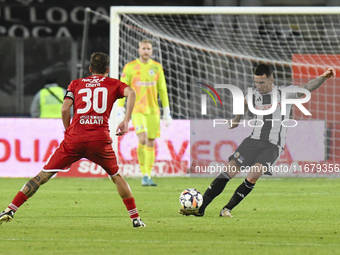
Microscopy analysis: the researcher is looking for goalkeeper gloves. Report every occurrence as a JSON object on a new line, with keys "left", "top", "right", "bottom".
{"left": 162, "top": 106, "right": 172, "bottom": 127}
{"left": 117, "top": 107, "right": 126, "bottom": 123}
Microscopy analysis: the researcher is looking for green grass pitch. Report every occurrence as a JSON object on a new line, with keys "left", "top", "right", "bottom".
{"left": 0, "top": 177, "right": 340, "bottom": 255}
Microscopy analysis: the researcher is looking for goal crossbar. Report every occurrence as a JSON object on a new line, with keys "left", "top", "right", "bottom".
{"left": 110, "top": 6, "right": 340, "bottom": 15}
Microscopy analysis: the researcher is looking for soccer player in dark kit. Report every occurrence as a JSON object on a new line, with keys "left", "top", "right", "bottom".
{"left": 180, "top": 63, "right": 335, "bottom": 218}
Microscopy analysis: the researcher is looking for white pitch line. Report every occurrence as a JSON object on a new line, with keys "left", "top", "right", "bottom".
{"left": 251, "top": 193, "right": 333, "bottom": 195}
{"left": 0, "top": 238, "right": 339, "bottom": 247}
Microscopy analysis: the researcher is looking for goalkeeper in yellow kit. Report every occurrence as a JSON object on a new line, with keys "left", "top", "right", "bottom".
{"left": 117, "top": 39, "right": 172, "bottom": 186}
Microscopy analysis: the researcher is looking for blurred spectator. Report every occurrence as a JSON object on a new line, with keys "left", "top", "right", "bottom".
{"left": 30, "top": 75, "right": 69, "bottom": 118}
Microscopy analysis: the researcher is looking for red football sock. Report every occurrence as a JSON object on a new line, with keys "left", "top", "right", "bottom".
{"left": 123, "top": 197, "right": 139, "bottom": 219}
{"left": 8, "top": 191, "right": 28, "bottom": 211}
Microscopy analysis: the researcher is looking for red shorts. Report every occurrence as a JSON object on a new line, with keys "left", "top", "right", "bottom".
{"left": 43, "top": 140, "right": 119, "bottom": 176}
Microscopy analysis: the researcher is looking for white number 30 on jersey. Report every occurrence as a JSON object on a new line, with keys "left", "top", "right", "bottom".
{"left": 77, "top": 87, "right": 108, "bottom": 114}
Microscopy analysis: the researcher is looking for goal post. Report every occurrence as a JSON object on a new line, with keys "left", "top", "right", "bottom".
{"left": 110, "top": 6, "right": 340, "bottom": 176}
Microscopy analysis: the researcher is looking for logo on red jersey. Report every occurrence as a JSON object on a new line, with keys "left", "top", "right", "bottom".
{"left": 79, "top": 115, "right": 104, "bottom": 125}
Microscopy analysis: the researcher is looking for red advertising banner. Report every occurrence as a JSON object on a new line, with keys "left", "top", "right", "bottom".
{"left": 1, "top": 118, "right": 338, "bottom": 178}
{"left": 0, "top": 118, "right": 189, "bottom": 178}
{"left": 0, "top": 118, "right": 64, "bottom": 177}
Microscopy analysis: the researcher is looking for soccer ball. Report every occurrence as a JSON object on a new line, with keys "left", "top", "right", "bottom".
{"left": 179, "top": 188, "right": 203, "bottom": 210}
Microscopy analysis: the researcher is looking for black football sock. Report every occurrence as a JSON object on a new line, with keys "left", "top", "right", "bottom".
{"left": 224, "top": 179, "right": 255, "bottom": 211}
{"left": 198, "top": 172, "right": 231, "bottom": 214}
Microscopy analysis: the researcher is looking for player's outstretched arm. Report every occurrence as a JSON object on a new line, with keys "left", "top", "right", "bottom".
{"left": 116, "top": 87, "right": 136, "bottom": 136}
{"left": 299, "top": 68, "right": 336, "bottom": 94}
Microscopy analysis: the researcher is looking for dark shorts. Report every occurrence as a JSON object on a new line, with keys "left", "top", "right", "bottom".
{"left": 43, "top": 140, "right": 119, "bottom": 176}
{"left": 228, "top": 137, "right": 281, "bottom": 171}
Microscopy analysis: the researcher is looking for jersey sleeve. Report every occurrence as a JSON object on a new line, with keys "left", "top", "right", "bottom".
{"left": 64, "top": 81, "right": 75, "bottom": 100}
{"left": 120, "top": 64, "right": 131, "bottom": 86}
{"left": 118, "top": 65, "right": 131, "bottom": 107}
{"left": 116, "top": 80, "right": 129, "bottom": 99}
{"left": 157, "top": 66, "right": 170, "bottom": 108}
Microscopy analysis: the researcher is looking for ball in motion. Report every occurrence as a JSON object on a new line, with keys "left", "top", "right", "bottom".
{"left": 179, "top": 188, "right": 203, "bottom": 210}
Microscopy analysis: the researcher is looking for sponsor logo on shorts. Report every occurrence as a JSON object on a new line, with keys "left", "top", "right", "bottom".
{"left": 135, "top": 125, "right": 147, "bottom": 132}
{"left": 234, "top": 152, "right": 244, "bottom": 163}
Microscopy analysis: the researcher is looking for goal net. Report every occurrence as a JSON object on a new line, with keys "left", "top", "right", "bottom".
{"left": 110, "top": 7, "right": 340, "bottom": 177}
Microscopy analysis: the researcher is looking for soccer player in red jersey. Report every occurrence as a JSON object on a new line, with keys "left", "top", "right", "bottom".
{"left": 0, "top": 52, "right": 146, "bottom": 228}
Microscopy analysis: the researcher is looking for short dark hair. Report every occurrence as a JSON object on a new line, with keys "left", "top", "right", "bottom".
{"left": 254, "top": 63, "right": 273, "bottom": 78}
{"left": 90, "top": 52, "right": 109, "bottom": 74}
